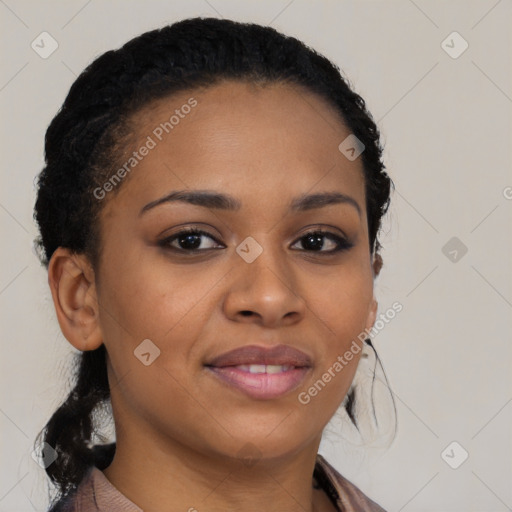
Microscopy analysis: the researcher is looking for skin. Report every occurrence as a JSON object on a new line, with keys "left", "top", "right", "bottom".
{"left": 48, "top": 80, "right": 381, "bottom": 512}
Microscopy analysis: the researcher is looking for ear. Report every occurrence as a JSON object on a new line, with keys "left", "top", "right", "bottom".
{"left": 47, "top": 247, "right": 103, "bottom": 352}
{"left": 364, "top": 253, "right": 383, "bottom": 332}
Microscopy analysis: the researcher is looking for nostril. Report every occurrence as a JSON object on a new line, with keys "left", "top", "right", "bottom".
{"left": 240, "top": 311, "right": 253, "bottom": 317}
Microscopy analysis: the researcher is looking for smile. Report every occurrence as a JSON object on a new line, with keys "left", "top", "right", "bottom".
{"left": 205, "top": 344, "right": 312, "bottom": 400}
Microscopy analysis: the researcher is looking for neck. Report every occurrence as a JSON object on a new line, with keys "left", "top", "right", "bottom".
{"left": 103, "top": 429, "right": 329, "bottom": 512}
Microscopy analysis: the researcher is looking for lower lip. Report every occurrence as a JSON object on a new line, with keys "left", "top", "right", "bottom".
{"left": 206, "top": 366, "right": 310, "bottom": 400}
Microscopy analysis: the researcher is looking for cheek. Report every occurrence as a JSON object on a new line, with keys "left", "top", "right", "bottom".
{"left": 96, "top": 261, "right": 214, "bottom": 421}
{"left": 305, "top": 264, "right": 374, "bottom": 347}
{"left": 96, "top": 254, "right": 224, "bottom": 368}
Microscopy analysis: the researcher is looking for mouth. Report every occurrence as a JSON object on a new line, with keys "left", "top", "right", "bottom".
{"left": 204, "top": 345, "right": 312, "bottom": 400}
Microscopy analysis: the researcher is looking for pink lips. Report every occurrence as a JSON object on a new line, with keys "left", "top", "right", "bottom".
{"left": 205, "top": 345, "right": 312, "bottom": 400}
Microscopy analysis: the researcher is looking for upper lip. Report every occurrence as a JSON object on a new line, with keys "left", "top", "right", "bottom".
{"left": 206, "top": 344, "right": 312, "bottom": 368}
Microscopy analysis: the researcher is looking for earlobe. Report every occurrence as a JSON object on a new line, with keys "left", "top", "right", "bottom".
{"left": 365, "top": 252, "right": 382, "bottom": 332}
{"left": 365, "top": 295, "right": 378, "bottom": 333}
{"left": 372, "top": 253, "right": 383, "bottom": 278}
{"left": 48, "top": 248, "right": 103, "bottom": 352}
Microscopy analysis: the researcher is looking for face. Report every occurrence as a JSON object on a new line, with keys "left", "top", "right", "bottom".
{"left": 90, "top": 80, "right": 378, "bottom": 463}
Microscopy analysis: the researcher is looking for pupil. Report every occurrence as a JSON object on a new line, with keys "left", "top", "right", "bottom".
{"left": 304, "top": 234, "right": 323, "bottom": 251}
{"left": 180, "top": 234, "right": 201, "bottom": 249}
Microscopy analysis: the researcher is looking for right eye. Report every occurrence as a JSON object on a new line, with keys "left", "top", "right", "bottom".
{"left": 158, "top": 228, "right": 225, "bottom": 252}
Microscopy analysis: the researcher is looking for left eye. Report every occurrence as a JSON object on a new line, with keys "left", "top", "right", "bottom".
{"left": 291, "top": 230, "right": 353, "bottom": 253}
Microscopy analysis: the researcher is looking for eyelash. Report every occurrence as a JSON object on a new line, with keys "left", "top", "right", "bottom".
{"left": 158, "top": 227, "right": 353, "bottom": 255}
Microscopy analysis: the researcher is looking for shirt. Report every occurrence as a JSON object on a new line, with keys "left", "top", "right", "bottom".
{"left": 50, "top": 454, "right": 386, "bottom": 511}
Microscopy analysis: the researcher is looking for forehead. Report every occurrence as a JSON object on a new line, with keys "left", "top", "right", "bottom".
{"left": 102, "top": 80, "right": 366, "bottom": 218}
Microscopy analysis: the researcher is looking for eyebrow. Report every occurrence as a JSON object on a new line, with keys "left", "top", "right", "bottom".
{"left": 139, "top": 190, "right": 361, "bottom": 217}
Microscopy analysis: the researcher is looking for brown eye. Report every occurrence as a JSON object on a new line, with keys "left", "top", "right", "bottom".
{"left": 159, "top": 229, "right": 224, "bottom": 252}
{"left": 291, "top": 230, "right": 353, "bottom": 253}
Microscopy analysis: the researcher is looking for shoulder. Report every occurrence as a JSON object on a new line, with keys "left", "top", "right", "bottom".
{"left": 315, "top": 454, "right": 387, "bottom": 512}
{"left": 46, "top": 465, "right": 143, "bottom": 512}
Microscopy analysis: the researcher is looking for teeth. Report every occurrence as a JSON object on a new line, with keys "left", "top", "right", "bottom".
{"left": 236, "top": 364, "right": 292, "bottom": 374}
{"left": 249, "top": 364, "right": 266, "bottom": 374}
{"left": 266, "top": 364, "right": 287, "bottom": 374}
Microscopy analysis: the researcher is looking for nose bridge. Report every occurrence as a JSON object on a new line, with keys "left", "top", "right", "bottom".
{"left": 224, "top": 233, "right": 305, "bottom": 325}
{"left": 236, "top": 233, "right": 291, "bottom": 294}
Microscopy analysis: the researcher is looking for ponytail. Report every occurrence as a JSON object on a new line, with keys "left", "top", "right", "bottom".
{"left": 35, "top": 345, "right": 114, "bottom": 502}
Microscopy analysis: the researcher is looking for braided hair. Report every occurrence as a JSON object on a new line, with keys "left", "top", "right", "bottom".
{"left": 33, "top": 16, "right": 392, "bottom": 507}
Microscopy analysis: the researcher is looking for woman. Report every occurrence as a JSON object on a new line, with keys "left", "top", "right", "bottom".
{"left": 33, "top": 16, "right": 393, "bottom": 512}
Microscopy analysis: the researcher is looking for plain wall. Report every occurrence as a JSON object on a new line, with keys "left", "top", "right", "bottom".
{"left": 1, "top": 1, "right": 511, "bottom": 510}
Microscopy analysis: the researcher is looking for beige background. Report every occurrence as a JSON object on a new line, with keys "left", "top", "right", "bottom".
{"left": 1, "top": 1, "right": 511, "bottom": 510}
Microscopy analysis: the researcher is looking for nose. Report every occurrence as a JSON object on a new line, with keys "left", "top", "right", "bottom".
{"left": 222, "top": 244, "right": 306, "bottom": 328}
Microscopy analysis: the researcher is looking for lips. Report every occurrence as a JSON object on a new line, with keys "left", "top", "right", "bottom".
{"left": 205, "top": 344, "right": 312, "bottom": 400}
